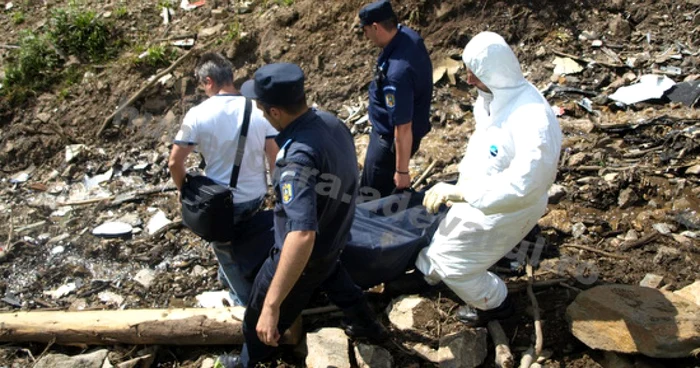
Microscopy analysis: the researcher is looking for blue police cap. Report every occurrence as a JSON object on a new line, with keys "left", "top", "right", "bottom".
{"left": 240, "top": 63, "right": 305, "bottom": 106}
{"left": 358, "top": 0, "right": 396, "bottom": 27}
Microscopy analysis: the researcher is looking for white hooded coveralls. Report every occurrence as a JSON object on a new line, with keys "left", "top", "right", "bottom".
{"left": 415, "top": 32, "right": 563, "bottom": 310}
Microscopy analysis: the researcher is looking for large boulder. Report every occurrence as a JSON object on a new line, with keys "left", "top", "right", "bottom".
{"left": 566, "top": 284, "right": 700, "bottom": 358}
{"left": 387, "top": 295, "right": 440, "bottom": 331}
{"left": 34, "top": 350, "right": 109, "bottom": 368}
{"left": 438, "top": 329, "right": 488, "bottom": 368}
{"left": 305, "top": 328, "right": 351, "bottom": 368}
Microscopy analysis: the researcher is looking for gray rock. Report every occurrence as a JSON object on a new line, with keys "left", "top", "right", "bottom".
{"left": 34, "top": 350, "right": 109, "bottom": 368}
{"left": 566, "top": 284, "right": 700, "bottom": 358}
{"left": 538, "top": 209, "right": 573, "bottom": 234}
{"left": 639, "top": 273, "right": 664, "bottom": 289}
{"left": 618, "top": 188, "right": 638, "bottom": 209}
{"left": 354, "top": 343, "right": 393, "bottom": 368}
{"left": 306, "top": 328, "right": 351, "bottom": 368}
{"left": 567, "top": 152, "right": 589, "bottom": 166}
{"left": 438, "top": 329, "right": 488, "bottom": 368}
{"left": 572, "top": 222, "right": 587, "bottom": 239}
{"left": 134, "top": 269, "right": 157, "bottom": 289}
{"left": 387, "top": 295, "right": 439, "bottom": 331}
{"left": 674, "top": 280, "right": 700, "bottom": 307}
{"left": 652, "top": 223, "right": 673, "bottom": 235}
{"left": 609, "top": 15, "right": 632, "bottom": 38}
{"left": 653, "top": 246, "right": 681, "bottom": 264}
{"left": 624, "top": 229, "right": 639, "bottom": 242}
{"left": 601, "top": 351, "right": 634, "bottom": 368}
{"left": 685, "top": 164, "right": 700, "bottom": 175}
{"left": 198, "top": 24, "right": 224, "bottom": 39}
{"left": 547, "top": 184, "right": 567, "bottom": 204}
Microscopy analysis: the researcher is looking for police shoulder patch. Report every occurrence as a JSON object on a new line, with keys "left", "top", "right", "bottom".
{"left": 282, "top": 182, "right": 294, "bottom": 204}
{"left": 383, "top": 86, "right": 397, "bottom": 110}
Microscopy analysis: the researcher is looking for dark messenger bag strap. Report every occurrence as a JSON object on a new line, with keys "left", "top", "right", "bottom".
{"left": 229, "top": 97, "right": 252, "bottom": 188}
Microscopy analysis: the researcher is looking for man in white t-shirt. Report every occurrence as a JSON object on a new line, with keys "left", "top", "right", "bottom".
{"left": 168, "top": 52, "right": 279, "bottom": 306}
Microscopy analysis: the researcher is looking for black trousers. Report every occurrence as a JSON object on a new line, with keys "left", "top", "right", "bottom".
{"left": 239, "top": 247, "right": 366, "bottom": 366}
{"left": 360, "top": 129, "right": 421, "bottom": 198}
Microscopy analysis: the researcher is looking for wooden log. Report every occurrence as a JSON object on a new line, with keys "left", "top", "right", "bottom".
{"left": 487, "top": 320, "right": 514, "bottom": 368}
{"left": 0, "top": 307, "right": 246, "bottom": 345}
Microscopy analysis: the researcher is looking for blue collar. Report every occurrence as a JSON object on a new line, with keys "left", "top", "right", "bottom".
{"left": 274, "top": 108, "right": 314, "bottom": 146}
{"left": 377, "top": 24, "right": 403, "bottom": 65}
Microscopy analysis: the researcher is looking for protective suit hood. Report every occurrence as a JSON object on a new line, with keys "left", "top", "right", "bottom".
{"left": 462, "top": 32, "right": 526, "bottom": 91}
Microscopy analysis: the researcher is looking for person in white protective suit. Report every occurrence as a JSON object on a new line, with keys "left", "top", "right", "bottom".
{"left": 415, "top": 31, "right": 562, "bottom": 326}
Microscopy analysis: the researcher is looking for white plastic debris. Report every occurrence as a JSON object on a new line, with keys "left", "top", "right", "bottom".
{"left": 591, "top": 40, "right": 603, "bottom": 48}
{"left": 65, "top": 144, "right": 87, "bottom": 163}
{"left": 609, "top": 74, "right": 676, "bottom": 105}
{"left": 161, "top": 6, "right": 170, "bottom": 24}
{"left": 5, "top": 2, "right": 13, "bottom": 10}
{"left": 44, "top": 282, "right": 77, "bottom": 299}
{"left": 157, "top": 73, "right": 173, "bottom": 85}
{"left": 147, "top": 210, "right": 172, "bottom": 235}
{"left": 84, "top": 168, "right": 113, "bottom": 189}
{"left": 50, "top": 207, "right": 72, "bottom": 217}
{"left": 180, "top": 0, "right": 204, "bottom": 11}
{"left": 98, "top": 291, "right": 125, "bottom": 306}
{"left": 92, "top": 221, "right": 133, "bottom": 238}
{"left": 196, "top": 290, "right": 236, "bottom": 308}
{"left": 171, "top": 38, "right": 195, "bottom": 48}
{"left": 553, "top": 57, "right": 584, "bottom": 75}
{"left": 9, "top": 172, "right": 29, "bottom": 184}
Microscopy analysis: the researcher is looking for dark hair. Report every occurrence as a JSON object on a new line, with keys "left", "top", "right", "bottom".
{"left": 378, "top": 17, "right": 398, "bottom": 31}
{"left": 260, "top": 94, "right": 308, "bottom": 116}
{"left": 195, "top": 52, "right": 234, "bottom": 86}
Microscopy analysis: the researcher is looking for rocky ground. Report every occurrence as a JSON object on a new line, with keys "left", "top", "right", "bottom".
{"left": 0, "top": 0, "right": 699, "bottom": 367}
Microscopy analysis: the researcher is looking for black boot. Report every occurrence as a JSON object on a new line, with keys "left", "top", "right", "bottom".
{"left": 456, "top": 296, "right": 515, "bottom": 327}
{"left": 383, "top": 270, "right": 432, "bottom": 297}
{"left": 342, "top": 302, "right": 389, "bottom": 343}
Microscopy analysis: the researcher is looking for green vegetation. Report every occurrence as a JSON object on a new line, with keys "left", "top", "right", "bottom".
{"left": 1, "top": 6, "right": 121, "bottom": 106}
{"left": 3, "top": 31, "right": 62, "bottom": 97}
{"left": 114, "top": 5, "right": 128, "bottom": 18}
{"left": 12, "top": 11, "right": 25, "bottom": 25}
{"left": 48, "top": 8, "right": 113, "bottom": 63}
{"left": 133, "top": 45, "right": 175, "bottom": 68}
{"left": 224, "top": 20, "right": 241, "bottom": 43}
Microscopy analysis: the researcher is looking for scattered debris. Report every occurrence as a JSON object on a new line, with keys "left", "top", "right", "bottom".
{"left": 92, "top": 221, "right": 133, "bottom": 238}
{"left": 195, "top": 290, "right": 235, "bottom": 308}
{"left": 553, "top": 57, "right": 584, "bottom": 75}
{"left": 44, "top": 282, "right": 78, "bottom": 299}
{"left": 609, "top": 74, "right": 676, "bottom": 105}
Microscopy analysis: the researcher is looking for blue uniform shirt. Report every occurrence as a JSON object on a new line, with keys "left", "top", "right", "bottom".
{"left": 368, "top": 25, "right": 433, "bottom": 138}
{"left": 272, "top": 109, "right": 358, "bottom": 260}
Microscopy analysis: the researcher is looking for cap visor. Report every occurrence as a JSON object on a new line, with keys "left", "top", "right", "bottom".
{"left": 240, "top": 80, "right": 259, "bottom": 99}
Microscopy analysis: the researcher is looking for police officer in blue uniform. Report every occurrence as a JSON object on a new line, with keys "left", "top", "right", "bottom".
{"left": 215, "top": 63, "right": 388, "bottom": 368}
{"left": 359, "top": 0, "right": 433, "bottom": 198}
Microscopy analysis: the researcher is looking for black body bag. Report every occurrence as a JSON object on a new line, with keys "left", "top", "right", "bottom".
{"left": 180, "top": 98, "right": 252, "bottom": 242}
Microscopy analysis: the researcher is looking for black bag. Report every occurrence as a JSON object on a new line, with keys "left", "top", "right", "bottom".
{"left": 180, "top": 98, "right": 253, "bottom": 242}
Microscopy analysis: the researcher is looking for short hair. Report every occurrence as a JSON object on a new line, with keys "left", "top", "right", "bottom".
{"left": 378, "top": 17, "right": 398, "bottom": 31}
{"left": 260, "top": 94, "right": 308, "bottom": 116}
{"left": 195, "top": 52, "right": 234, "bottom": 86}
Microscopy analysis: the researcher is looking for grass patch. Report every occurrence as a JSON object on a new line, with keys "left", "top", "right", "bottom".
{"left": 48, "top": 7, "right": 114, "bottom": 63}
{"left": 133, "top": 44, "right": 175, "bottom": 69}
{"left": 12, "top": 11, "right": 25, "bottom": 25}
{"left": 1, "top": 6, "right": 123, "bottom": 107}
